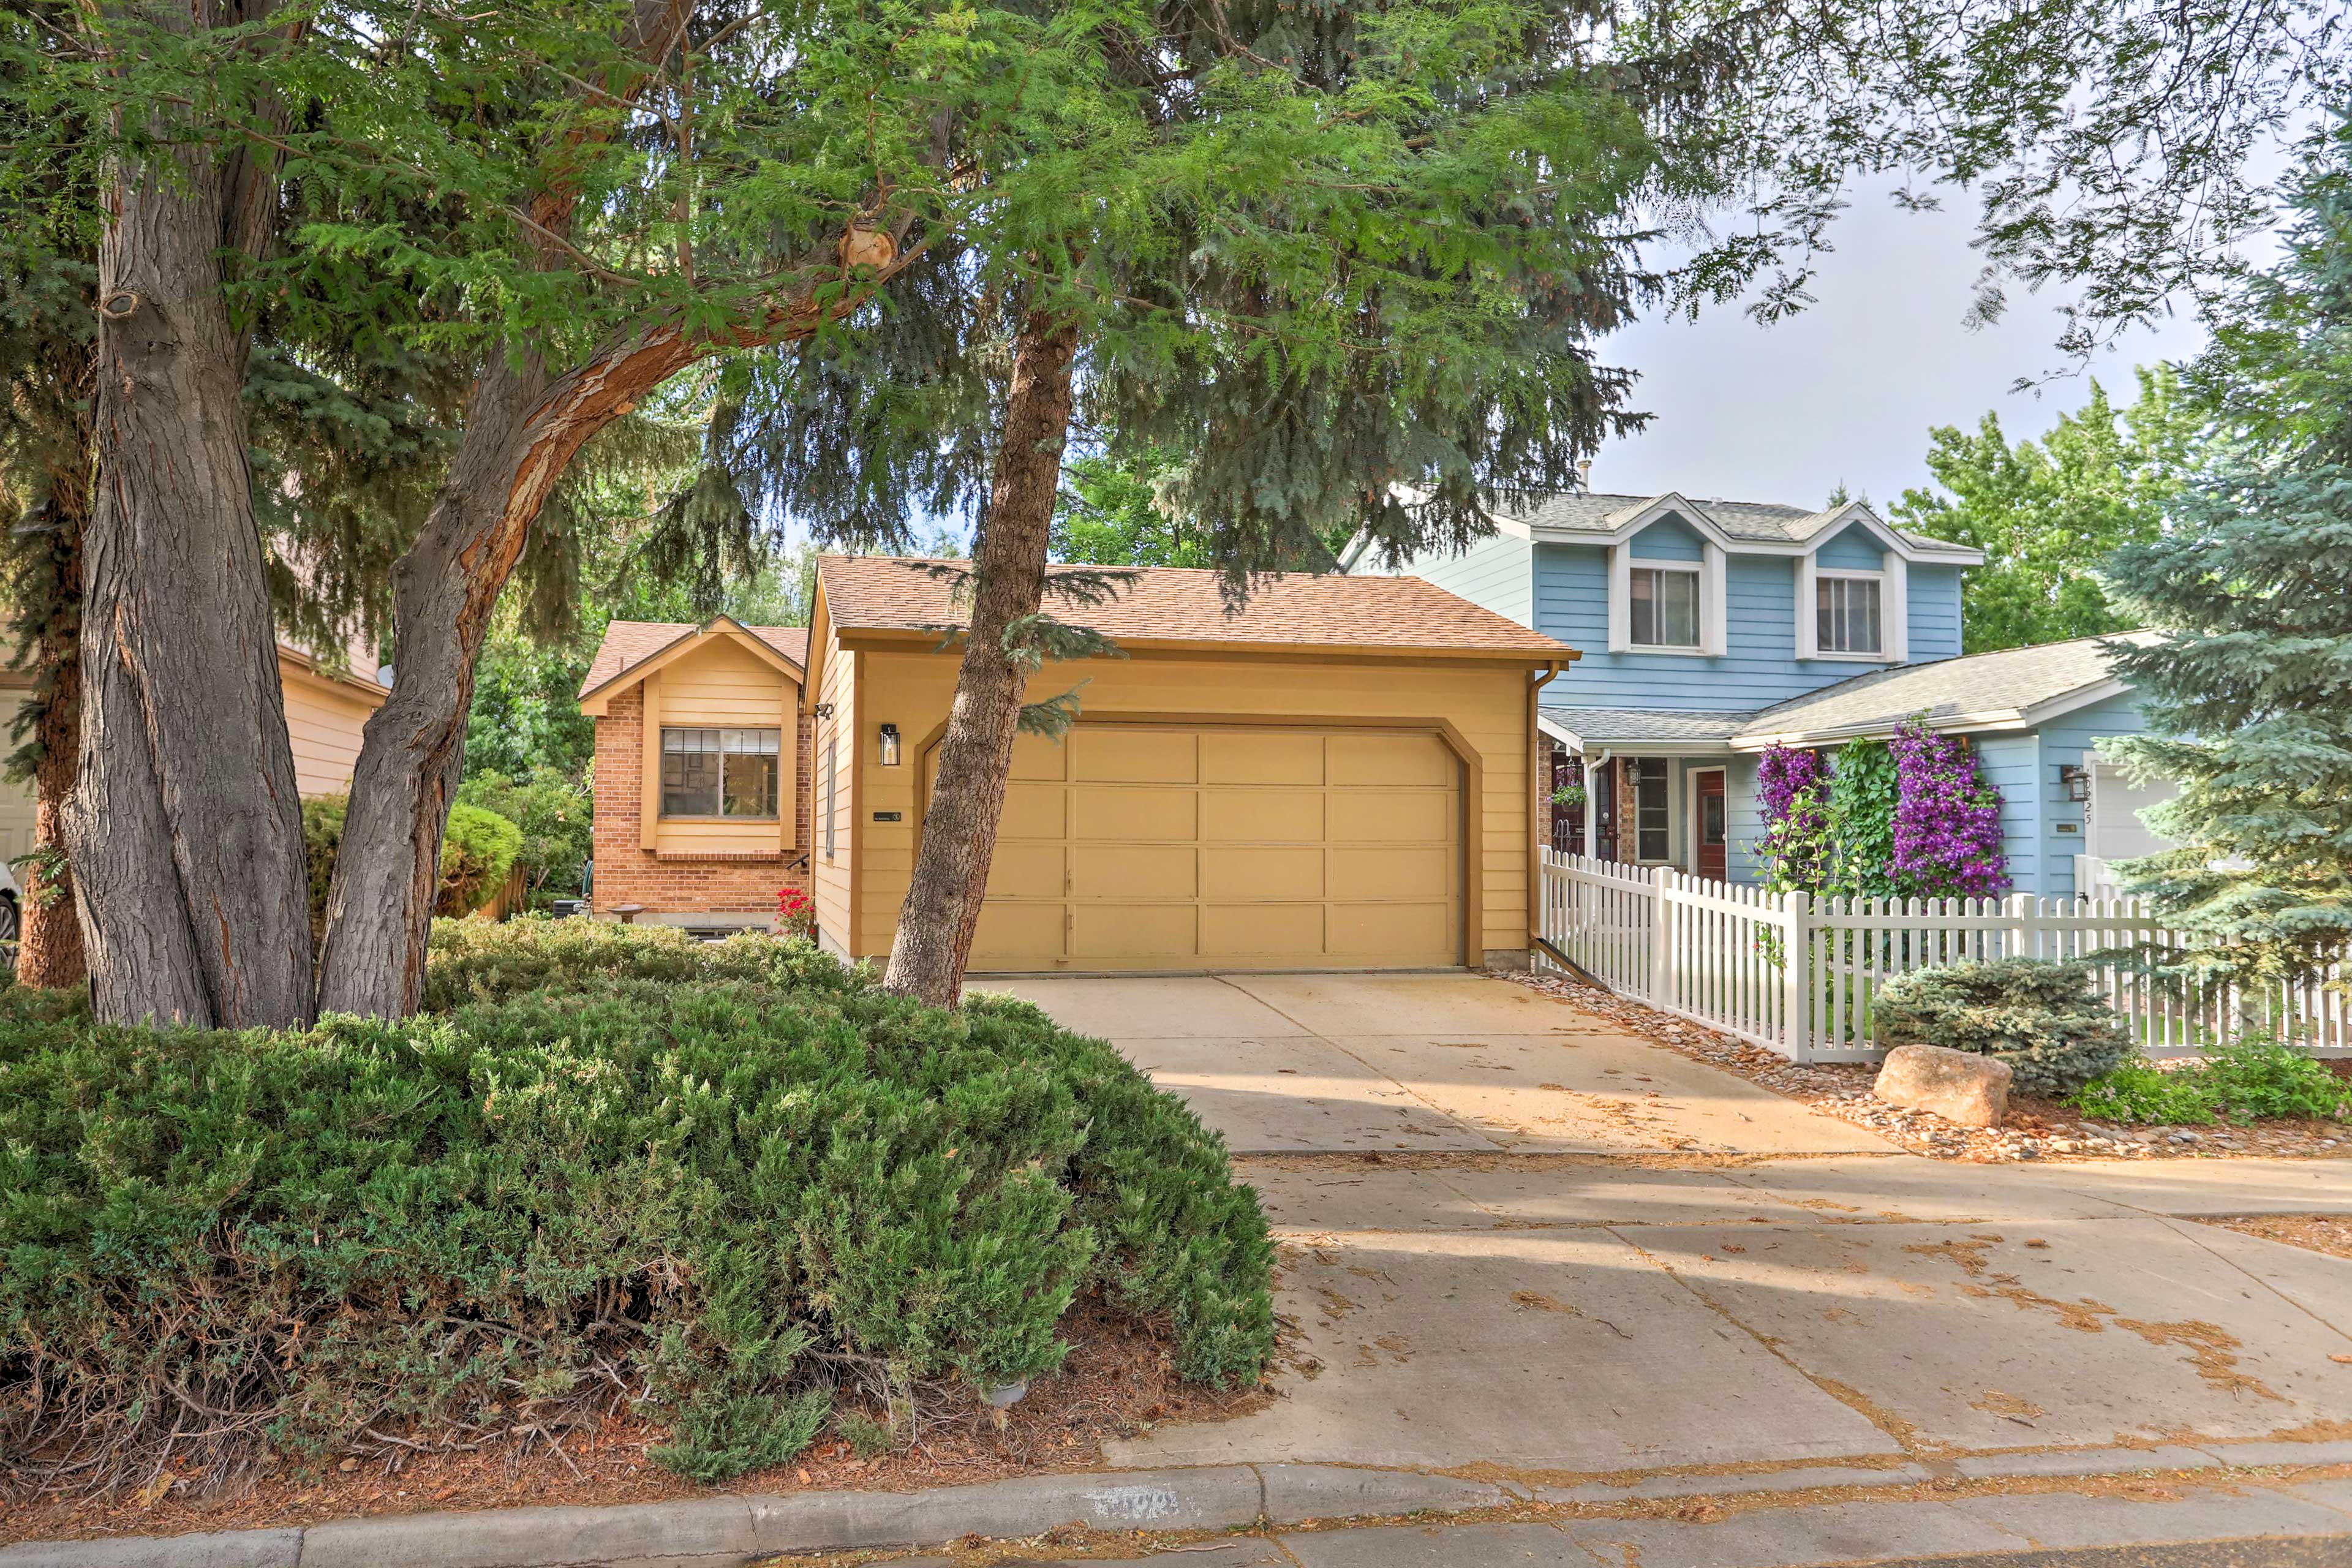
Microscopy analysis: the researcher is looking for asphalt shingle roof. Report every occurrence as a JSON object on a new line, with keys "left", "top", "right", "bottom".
{"left": 579, "top": 621, "right": 810, "bottom": 698}
{"left": 1539, "top": 707, "right": 1755, "bottom": 746}
{"left": 1501, "top": 491, "right": 1975, "bottom": 556}
{"left": 1731, "top": 635, "right": 2150, "bottom": 743}
{"left": 816, "top": 556, "right": 1575, "bottom": 658}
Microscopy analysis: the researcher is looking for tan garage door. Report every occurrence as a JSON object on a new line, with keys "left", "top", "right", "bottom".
{"left": 935, "top": 722, "right": 1463, "bottom": 972}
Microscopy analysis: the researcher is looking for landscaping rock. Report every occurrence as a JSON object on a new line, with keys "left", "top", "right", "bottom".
{"left": 1874, "top": 1044, "right": 2012, "bottom": 1128}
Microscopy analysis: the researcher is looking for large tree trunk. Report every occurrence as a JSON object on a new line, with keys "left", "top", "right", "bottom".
{"left": 66, "top": 111, "right": 313, "bottom": 1028}
{"left": 17, "top": 494, "right": 85, "bottom": 992}
{"left": 884, "top": 310, "right": 1080, "bottom": 1007}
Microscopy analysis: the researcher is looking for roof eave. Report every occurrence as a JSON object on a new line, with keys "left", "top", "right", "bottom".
{"left": 577, "top": 616, "right": 805, "bottom": 714}
{"left": 832, "top": 625, "right": 1578, "bottom": 664}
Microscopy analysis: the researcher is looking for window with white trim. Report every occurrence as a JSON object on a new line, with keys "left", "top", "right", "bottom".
{"left": 661, "top": 727, "right": 780, "bottom": 818}
{"left": 1629, "top": 567, "right": 1701, "bottom": 649}
{"left": 1815, "top": 575, "right": 1883, "bottom": 654}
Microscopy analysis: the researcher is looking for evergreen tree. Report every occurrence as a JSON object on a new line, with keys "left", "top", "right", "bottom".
{"left": 2103, "top": 117, "right": 2352, "bottom": 1012}
{"left": 1893, "top": 371, "right": 2195, "bottom": 653}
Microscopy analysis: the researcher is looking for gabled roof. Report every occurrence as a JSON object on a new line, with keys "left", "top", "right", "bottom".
{"left": 1729, "top": 633, "right": 2154, "bottom": 749}
{"left": 577, "top": 618, "right": 810, "bottom": 712}
{"left": 1538, "top": 706, "right": 1752, "bottom": 754}
{"left": 1488, "top": 490, "right": 1983, "bottom": 564}
{"left": 812, "top": 555, "right": 1577, "bottom": 660}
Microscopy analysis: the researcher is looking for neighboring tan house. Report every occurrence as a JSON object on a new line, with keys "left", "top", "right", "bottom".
{"left": 576, "top": 618, "right": 814, "bottom": 930}
{"left": 0, "top": 637, "right": 390, "bottom": 938}
{"left": 1363, "top": 490, "right": 2173, "bottom": 897}
{"left": 798, "top": 555, "right": 1574, "bottom": 973}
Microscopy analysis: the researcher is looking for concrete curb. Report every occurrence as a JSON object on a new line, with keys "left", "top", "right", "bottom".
{"left": 0, "top": 1464, "right": 1464, "bottom": 1568}
{"left": 9, "top": 1445, "right": 2351, "bottom": 1568}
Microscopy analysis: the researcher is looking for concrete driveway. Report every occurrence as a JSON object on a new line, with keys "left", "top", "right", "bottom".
{"left": 986, "top": 971, "right": 1890, "bottom": 1157}
{"left": 989, "top": 971, "right": 2352, "bottom": 1488}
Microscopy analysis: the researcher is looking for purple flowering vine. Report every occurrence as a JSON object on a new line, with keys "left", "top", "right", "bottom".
{"left": 1888, "top": 717, "right": 2011, "bottom": 900}
{"left": 1755, "top": 743, "right": 1833, "bottom": 894}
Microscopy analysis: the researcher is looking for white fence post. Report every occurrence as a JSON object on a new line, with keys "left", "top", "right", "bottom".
{"left": 1782, "top": 888, "right": 1812, "bottom": 1062}
{"left": 1650, "top": 864, "right": 1675, "bottom": 1009}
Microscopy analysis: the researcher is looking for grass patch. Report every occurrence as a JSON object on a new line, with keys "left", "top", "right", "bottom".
{"left": 0, "top": 920, "right": 1272, "bottom": 1496}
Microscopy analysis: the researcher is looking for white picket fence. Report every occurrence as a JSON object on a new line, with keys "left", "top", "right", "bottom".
{"left": 1537, "top": 851, "right": 2350, "bottom": 1063}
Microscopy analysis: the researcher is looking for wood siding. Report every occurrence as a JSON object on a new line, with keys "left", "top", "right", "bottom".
{"left": 278, "top": 656, "right": 383, "bottom": 797}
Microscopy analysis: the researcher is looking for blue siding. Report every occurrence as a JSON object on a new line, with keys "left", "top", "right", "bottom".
{"left": 1815, "top": 524, "right": 1886, "bottom": 570}
{"left": 1971, "top": 733, "right": 2042, "bottom": 894}
{"left": 2024, "top": 689, "right": 2151, "bottom": 898}
{"left": 1907, "top": 565, "right": 1963, "bottom": 662}
{"left": 1627, "top": 514, "right": 1705, "bottom": 561}
{"left": 1725, "top": 753, "right": 1764, "bottom": 884}
{"left": 1536, "top": 545, "right": 1898, "bottom": 712}
{"left": 1399, "top": 530, "right": 1534, "bottom": 628}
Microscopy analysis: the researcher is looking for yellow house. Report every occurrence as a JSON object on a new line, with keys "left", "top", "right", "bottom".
{"left": 802, "top": 556, "right": 1578, "bottom": 974}
{"left": 0, "top": 638, "right": 388, "bottom": 937}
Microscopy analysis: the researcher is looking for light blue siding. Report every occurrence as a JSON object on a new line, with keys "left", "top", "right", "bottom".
{"left": 1537, "top": 545, "right": 1912, "bottom": 712}
{"left": 1396, "top": 530, "right": 1534, "bottom": 628}
{"left": 1815, "top": 524, "right": 1886, "bottom": 570}
{"left": 1907, "top": 565, "right": 1964, "bottom": 662}
{"left": 1970, "top": 733, "right": 2042, "bottom": 894}
{"left": 1725, "top": 753, "right": 1764, "bottom": 884}
{"left": 2025, "top": 689, "right": 2151, "bottom": 898}
{"left": 1627, "top": 513, "right": 1705, "bottom": 561}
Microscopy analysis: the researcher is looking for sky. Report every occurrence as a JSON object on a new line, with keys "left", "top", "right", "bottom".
{"left": 1586, "top": 176, "right": 2216, "bottom": 513}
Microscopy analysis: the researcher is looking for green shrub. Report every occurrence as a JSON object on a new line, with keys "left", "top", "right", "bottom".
{"left": 2068, "top": 1039, "right": 2352, "bottom": 1126}
{"left": 1872, "top": 958, "right": 2135, "bottom": 1096}
{"left": 458, "top": 767, "right": 594, "bottom": 903}
{"left": 0, "top": 922, "right": 1272, "bottom": 1495}
{"left": 303, "top": 796, "right": 526, "bottom": 927}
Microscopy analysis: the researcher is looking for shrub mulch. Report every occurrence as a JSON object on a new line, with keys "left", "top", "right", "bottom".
{"left": 0, "top": 1300, "right": 1268, "bottom": 1548}
{"left": 1495, "top": 968, "right": 2352, "bottom": 1163}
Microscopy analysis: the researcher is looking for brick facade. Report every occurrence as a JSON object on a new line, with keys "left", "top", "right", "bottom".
{"left": 591, "top": 685, "right": 815, "bottom": 923}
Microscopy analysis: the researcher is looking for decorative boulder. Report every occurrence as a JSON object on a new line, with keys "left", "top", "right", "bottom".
{"left": 1875, "top": 1043, "right": 2013, "bottom": 1128}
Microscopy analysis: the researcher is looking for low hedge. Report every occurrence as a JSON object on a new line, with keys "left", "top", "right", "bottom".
{"left": 1872, "top": 957, "right": 2135, "bottom": 1096}
{"left": 0, "top": 922, "right": 1272, "bottom": 1495}
{"left": 2068, "top": 1038, "right": 2352, "bottom": 1126}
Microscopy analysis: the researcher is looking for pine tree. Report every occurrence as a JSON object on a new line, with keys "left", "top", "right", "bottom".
{"left": 2102, "top": 116, "right": 2352, "bottom": 1012}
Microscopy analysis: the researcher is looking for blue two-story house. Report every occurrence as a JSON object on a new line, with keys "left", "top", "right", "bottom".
{"left": 1357, "top": 491, "right": 2173, "bottom": 899}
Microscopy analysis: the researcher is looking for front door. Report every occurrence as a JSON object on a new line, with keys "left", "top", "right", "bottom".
{"left": 1695, "top": 769, "right": 1727, "bottom": 881}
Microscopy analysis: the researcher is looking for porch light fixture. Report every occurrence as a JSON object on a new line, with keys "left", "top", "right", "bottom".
{"left": 878, "top": 723, "right": 902, "bottom": 766}
{"left": 2058, "top": 763, "right": 2090, "bottom": 803}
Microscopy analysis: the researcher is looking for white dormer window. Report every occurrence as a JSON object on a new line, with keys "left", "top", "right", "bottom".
{"left": 1630, "top": 566, "right": 1701, "bottom": 648}
{"left": 1815, "top": 573, "right": 1883, "bottom": 654}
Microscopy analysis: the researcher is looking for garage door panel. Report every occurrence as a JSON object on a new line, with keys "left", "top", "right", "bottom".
{"left": 1072, "top": 903, "right": 1197, "bottom": 959}
{"left": 1073, "top": 844, "right": 1196, "bottom": 900}
{"left": 1331, "top": 902, "right": 1455, "bottom": 961}
{"left": 998, "top": 783, "right": 1068, "bottom": 839}
{"left": 1202, "top": 845, "right": 1322, "bottom": 900}
{"left": 1204, "top": 903, "right": 1322, "bottom": 957}
{"left": 1201, "top": 731, "right": 1324, "bottom": 785}
{"left": 1331, "top": 845, "right": 1448, "bottom": 902}
{"left": 1077, "top": 728, "right": 1197, "bottom": 783}
{"left": 1009, "top": 733, "right": 1071, "bottom": 781}
{"left": 1329, "top": 732, "right": 1452, "bottom": 787}
{"left": 959, "top": 722, "right": 1460, "bottom": 972}
{"left": 987, "top": 842, "right": 1066, "bottom": 899}
{"left": 969, "top": 902, "right": 1066, "bottom": 967}
{"left": 1329, "top": 790, "right": 1452, "bottom": 844}
{"left": 1202, "top": 789, "right": 1324, "bottom": 843}
{"left": 1072, "top": 786, "right": 1197, "bottom": 840}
